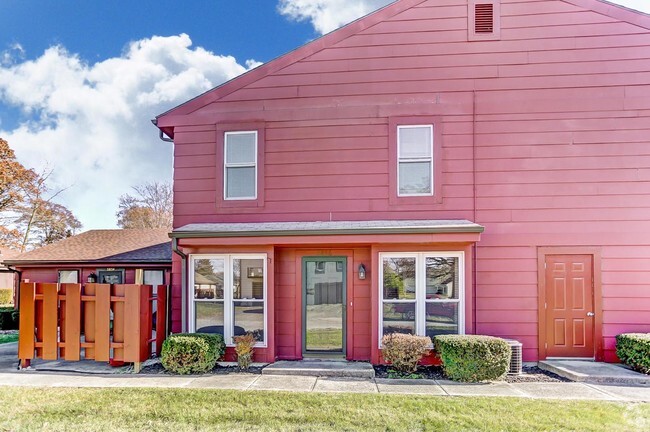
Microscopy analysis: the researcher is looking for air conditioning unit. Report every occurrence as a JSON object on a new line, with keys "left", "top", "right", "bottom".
{"left": 504, "top": 339, "right": 523, "bottom": 375}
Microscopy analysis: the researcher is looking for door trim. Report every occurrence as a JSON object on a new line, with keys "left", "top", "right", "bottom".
{"left": 537, "top": 247, "right": 603, "bottom": 361}
{"left": 301, "top": 256, "right": 347, "bottom": 357}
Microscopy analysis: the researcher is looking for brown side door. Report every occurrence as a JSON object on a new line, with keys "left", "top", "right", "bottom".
{"left": 545, "top": 254, "right": 595, "bottom": 358}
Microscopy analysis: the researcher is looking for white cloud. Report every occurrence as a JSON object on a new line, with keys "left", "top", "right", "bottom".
{"left": 0, "top": 34, "right": 256, "bottom": 229}
{"left": 278, "top": 0, "right": 393, "bottom": 35}
{"left": 613, "top": 0, "right": 650, "bottom": 13}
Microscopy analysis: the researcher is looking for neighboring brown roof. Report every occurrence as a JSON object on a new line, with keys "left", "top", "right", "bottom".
{"left": 4, "top": 229, "right": 171, "bottom": 265}
{"left": 0, "top": 248, "right": 19, "bottom": 270}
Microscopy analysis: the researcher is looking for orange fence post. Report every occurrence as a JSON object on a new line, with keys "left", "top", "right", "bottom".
{"left": 111, "top": 284, "right": 125, "bottom": 362}
{"left": 83, "top": 283, "right": 96, "bottom": 360}
{"left": 34, "top": 283, "right": 44, "bottom": 358}
{"left": 156, "top": 285, "right": 168, "bottom": 357}
{"left": 140, "top": 285, "right": 152, "bottom": 361}
{"left": 41, "top": 284, "right": 59, "bottom": 360}
{"left": 63, "top": 284, "right": 81, "bottom": 361}
{"left": 18, "top": 282, "right": 36, "bottom": 367}
{"left": 94, "top": 284, "right": 111, "bottom": 362}
{"left": 123, "top": 284, "right": 139, "bottom": 363}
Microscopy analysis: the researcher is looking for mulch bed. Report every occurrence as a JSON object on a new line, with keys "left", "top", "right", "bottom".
{"left": 141, "top": 359, "right": 567, "bottom": 382}
{"left": 373, "top": 364, "right": 569, "bottom": 383}
{"left": 140, "top": 360, "right": 263, "bottom": 375}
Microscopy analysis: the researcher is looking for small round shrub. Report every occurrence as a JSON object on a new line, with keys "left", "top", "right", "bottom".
{"left": 381, "top": 333, "right": 432, "bottom": 373}
{"left": 434, "top": 335, "right": 511, "bottom": 382}
{"left": 616, "top": 333, "right": 650, "bottom": 374}
{"left": 161, "top": 333, "right": 225, "bottom": 374}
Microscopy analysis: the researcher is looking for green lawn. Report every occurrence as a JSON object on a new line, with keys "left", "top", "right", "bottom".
{"left": 0, "top": 334, "right": 18, "bottom": 344}
{"left": 0, "top": 387, "right": 647, "bottom": 431}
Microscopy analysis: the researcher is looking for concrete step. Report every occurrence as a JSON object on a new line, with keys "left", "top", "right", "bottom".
{"left": 539, "top": 360, "right": 650, "bottom": 386}
{"left": 262, "top": 360, "right": 375, "bottom": 378}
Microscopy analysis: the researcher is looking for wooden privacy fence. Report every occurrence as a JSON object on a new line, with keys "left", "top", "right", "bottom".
{"left": 18, "top": 282, "right": 168, "bottom": 370}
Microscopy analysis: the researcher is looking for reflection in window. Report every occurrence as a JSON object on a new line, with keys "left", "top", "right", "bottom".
{"left": 191, "top": 255, "right": 266, "bottom": 346}
{"left": 380, "top": 253, "right": 463, "bottom": 344}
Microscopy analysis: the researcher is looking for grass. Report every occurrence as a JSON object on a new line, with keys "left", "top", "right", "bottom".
{"left": 0, "top": 333, "right": 18, "bottom": 344}
{"left": 0, "top": 387, "right": 647, "bottom": 431}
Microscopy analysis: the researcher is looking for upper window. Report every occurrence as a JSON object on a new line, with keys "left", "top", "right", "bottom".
{"left": 190, "top": 254, "right": 267, "bottom": 347}
{"left": 397, "top": 125, "right": 433, "bottom": 196}
{"left": 379, "top": 252, "right": 464, "bottom": 346}
{"left": 224, "top": 131, "right": 257, "bottom": 200}
{"left": 58, "top": 270, "right": 79, "bottom": 283}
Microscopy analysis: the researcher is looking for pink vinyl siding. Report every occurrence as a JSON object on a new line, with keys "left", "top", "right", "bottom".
{"left": 162, "top": 0, "right": 650, "bottom": 362}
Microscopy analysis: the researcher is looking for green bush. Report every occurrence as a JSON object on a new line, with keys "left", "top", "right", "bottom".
{"left": 0, "top": 307, "right": 19, "bottom": 330}
{"left": 0, "top": 288, "right": 13, "bottom": 305}
{"left": 434, "top": 335, "right": 511, "bottom": 382}
{"left": 161, "top": 333, "right": 225, "bottom": 374}
{"left": 381, "top": 333, "right": 431, "bottom": 373}
{"left": 616, "top": 333, "right": 650, "bottom": 374}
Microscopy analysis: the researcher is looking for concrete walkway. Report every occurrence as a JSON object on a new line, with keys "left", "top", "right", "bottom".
{"left": 1, "top": 342, "right": 649, "bottom": 401}
{"left": 1, "top": 369, "right": 649, "bottom": 402}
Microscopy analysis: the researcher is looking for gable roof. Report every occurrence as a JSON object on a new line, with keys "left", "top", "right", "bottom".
{"left": 3, "top": 229, "right": 171, "bottom": 265}
{"left": 155, "top": 0, "right": 650, "bottom": 138}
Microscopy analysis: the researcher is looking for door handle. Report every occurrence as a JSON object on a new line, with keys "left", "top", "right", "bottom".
{"left": 587, "top": 312, "right": 595, "bottom": 317}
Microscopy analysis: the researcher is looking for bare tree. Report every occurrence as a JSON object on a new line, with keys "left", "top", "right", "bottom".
{"left": 0, "top": 138, "right": 82, "bottom": 251}
{"left": 117, "top": 181, "right": 173, "bottom": 229}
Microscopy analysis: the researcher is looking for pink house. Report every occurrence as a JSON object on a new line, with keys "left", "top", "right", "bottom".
{"left": 155, "top": 0, "right": 650, "bottom": 364}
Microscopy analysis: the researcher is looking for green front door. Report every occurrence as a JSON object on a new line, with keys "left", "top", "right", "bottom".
{"left": 303, "top": 257, "right": 346, "bottom": 356}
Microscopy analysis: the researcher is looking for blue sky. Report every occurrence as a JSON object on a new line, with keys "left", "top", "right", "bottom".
{"left": 0, "top": 0, "right": 648, "bottom": 230}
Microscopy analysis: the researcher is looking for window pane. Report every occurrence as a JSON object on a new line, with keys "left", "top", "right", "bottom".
{"left": 226, "top": 132, "right": 256, "bottom": 164}
{"left": 382, "top": 257, "right": 416, "bottom": 300}
{"left": 144, "top": 270, "right": 164, "bottom": 286}
{"left": 194, "top": 258, "right": 224, "bottom": 300}
{"left": 233, "top": 258, "right": 264, "bottom": 300}
{"left": 226, "top": 167, "right": 256, "bottom": 198}
{"left": 233, "top": 301, "right": 264, "bottom": 342}
{"left": 426, "top": 257, "right": 459, "bottom": 300}
{"left": 382, "top": 302, "right": 416, "bottom": 336}
{"left": 399, "top": 126, "right": 431, "bottom": 158}
{"left": 195, "top": 301, "right": 224, "bottom": 334}
{"left": 425, "top": 302, "right": 459, "bottom": 338}
{"left": 398, "top": 162, "right": 431, "bottom": 195}
{"left": 58, "top": 270, "right": 78, "bottom": 283}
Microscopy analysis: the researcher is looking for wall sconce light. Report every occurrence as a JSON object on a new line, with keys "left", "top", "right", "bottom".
{"left": 358, "top": 264, "right": 366, "bottom": 280}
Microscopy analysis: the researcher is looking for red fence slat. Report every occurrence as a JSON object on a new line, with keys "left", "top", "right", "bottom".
{"left": 95, "top": 284, "right": 111, "bottom": 362}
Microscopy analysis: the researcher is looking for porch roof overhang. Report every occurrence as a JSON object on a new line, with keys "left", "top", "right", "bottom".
{"left": 171, "top": 220, "right": 484, "bottom": 245}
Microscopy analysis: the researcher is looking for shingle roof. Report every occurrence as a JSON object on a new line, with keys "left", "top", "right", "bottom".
{"left": 0, "top": 248, "right": 19, "bottom": 270}
{"left": 172, "top": 220, "right": 484, "bottom": 238}
{"left": 3, "top": 229, "right": 171, "bottom": 264}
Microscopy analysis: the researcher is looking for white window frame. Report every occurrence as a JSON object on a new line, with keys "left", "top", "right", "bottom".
{"left": 378, "top": 251, "right": 465, "bottom": 347}
{"left": 224, "top": 131, "right": 258, "bottom": 200}
{"left": 397, "top": 125, "right": 434, "bottom": 197}
{"left": 189, "top": 254, "right": 267, "bottom": 347}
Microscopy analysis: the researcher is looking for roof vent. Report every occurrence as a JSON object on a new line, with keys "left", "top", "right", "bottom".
{"left": 468, "top": 0, "right": 500, "bottom": 41}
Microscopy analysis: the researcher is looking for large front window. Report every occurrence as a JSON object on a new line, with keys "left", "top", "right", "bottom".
{"left": 190, "top": 254, "right": 266, "bottom": 346}
{"left": 380, "top": 252, "right": 463, "bottom": 345}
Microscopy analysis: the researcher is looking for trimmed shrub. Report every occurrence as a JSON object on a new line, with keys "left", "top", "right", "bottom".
{"left": 616, "top": 333, "right": 650, "bottom": 374}
{"left": 161, "top": 333, "right": 225, "bottom": 374}
{"left": 434, "top": 335, "right": 511, "bottom": 382}
{"left": 234, "top": 333, "right": 256, "bottom": 370}
{"left": 0, "top": 288, "right": 13, "bottom": 305}
{"left": 381, "top": 333, "right": 432, "bottom": 373}
{"left": 0, "top": 307, "right": 18, "bottom": 330}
